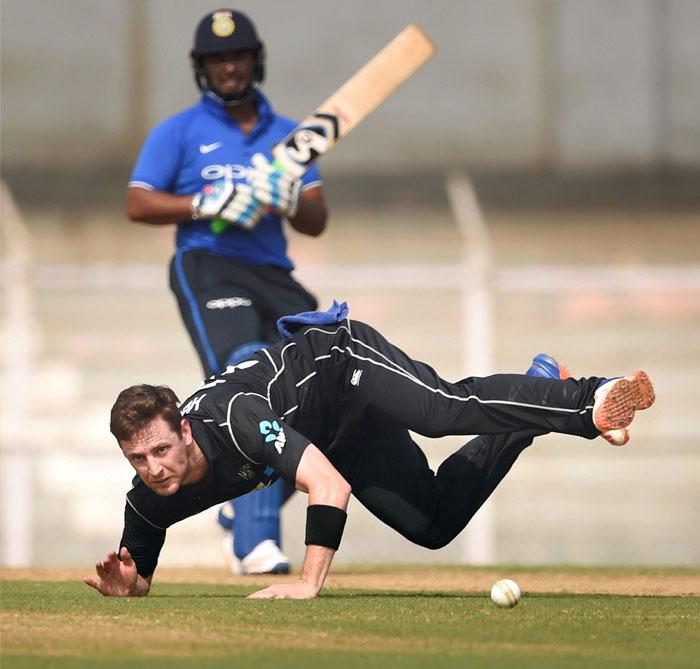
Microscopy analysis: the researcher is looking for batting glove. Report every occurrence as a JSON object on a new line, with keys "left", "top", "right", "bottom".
{"left": 191, "top": 179, "right": 265, "bottom": 232}
{"left": 249, "top": 153, "right": 302, "bottom": 219}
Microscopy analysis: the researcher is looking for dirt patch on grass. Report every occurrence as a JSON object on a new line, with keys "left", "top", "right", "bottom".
{"left": 2, "top": 566, "right": 698, "bottom": 597}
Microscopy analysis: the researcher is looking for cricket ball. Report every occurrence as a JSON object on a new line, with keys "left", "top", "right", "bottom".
{"left": 490, "top": 578, "right": 521, "bottom": 608}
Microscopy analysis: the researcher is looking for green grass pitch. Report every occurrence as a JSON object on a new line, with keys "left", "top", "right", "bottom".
{"left": 2, "top": 573, "right": 699, "bottom": 669}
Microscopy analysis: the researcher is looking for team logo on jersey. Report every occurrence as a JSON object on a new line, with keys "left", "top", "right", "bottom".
{"left": 201, "top": 163, "right": 251, "bottom": 181}
{"left": 259, "top": 420, "right": 286, "bottom": 454}
{"left": 237, "top": 463, "right": 255, "bottom": 480}
{"left": 199, "top": 142, "right": 223, "bottom": 154}
{"left": 180, "top": 394, "right": 206, "bottom": 415}
{"left": 211, "top": 11, "right": 235, "bottom": 37}
{"left": 206, "top": 297, "right": 252, "bottom": 310}
{"left": 250, "top": 465, "right": 275, "bottom": 491}
{"left": 350, "top": 369, "right": 363, "bottom": 386}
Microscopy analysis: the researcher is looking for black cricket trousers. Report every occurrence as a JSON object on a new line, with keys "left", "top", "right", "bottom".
{"left": 298, "top": 319, "right": 604, "bottom": 550}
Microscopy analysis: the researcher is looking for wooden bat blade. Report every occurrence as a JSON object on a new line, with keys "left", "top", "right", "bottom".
{"left": 321, "top": 24, "right": 436, "bottom": 136}
{"left": 273, "top": 24, "right": 436, "bottom": 176}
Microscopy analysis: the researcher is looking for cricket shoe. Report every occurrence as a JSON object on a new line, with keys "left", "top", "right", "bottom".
{"left": 526, "top": 352, "right": 572, "bottom": 380}
{"left": 238, "top": 540, "right": 291, "bottom": 575}
{"left": 217, "top": 505, "right": 291, "bottom": 575}
{"left": 592, "top": 371, "right": 655, "bottom": 435}
{"left": 526, "top": 353, "right": 631, "bottom": 446}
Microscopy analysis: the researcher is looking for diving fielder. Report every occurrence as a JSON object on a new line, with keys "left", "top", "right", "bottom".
{"left": 84, "top": 303, "right": 654, "bottom": 599}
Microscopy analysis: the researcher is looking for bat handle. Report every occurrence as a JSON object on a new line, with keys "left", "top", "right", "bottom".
{"left": 210, "top": 218, "right": 229, "bottom": 234}
{"left": 271, "top": 151, "right": 307, "bottom": 178}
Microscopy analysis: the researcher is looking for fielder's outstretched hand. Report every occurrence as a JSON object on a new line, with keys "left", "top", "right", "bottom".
{"left": 247, "top": 580, "right": 319, "bottom": 600}
{"left": 249, "top": 153, "right": 302, "bottom": 219}
{"left": 84, "top": 547, "right": 148, "bottom": 597}
{"left": 192, "top": 178, "right": 265, "bottom": 232}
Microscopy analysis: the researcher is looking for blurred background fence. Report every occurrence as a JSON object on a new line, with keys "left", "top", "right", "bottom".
{"left": 1, "top": 0, "right": 699, "bottom": 568}
{"left": 3, "top": 0, "right": 700, "bottom": 204}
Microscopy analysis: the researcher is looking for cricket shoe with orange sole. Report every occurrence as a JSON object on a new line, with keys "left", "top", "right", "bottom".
{"left": 526, "top": 353, "right": 654, "bottom": 446}
{"left": 592, "top": 371, "right": 655, "bottom": 435}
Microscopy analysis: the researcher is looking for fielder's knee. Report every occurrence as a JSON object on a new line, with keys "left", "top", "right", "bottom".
{"left": 403, "top": 525, "right": 452, "bottom": 550}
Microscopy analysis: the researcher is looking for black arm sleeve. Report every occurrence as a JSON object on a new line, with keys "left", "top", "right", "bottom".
{"left": 118, "top": 499, "right": 166, "bottom": 579}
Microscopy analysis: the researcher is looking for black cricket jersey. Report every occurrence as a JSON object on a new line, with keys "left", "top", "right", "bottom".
{"left": 120, "top": 317, "right": 602, "bottom": 577}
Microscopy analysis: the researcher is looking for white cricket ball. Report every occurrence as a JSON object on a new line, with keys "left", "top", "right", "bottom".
{"left": 490, "top": 578, "right": 521, "bottom": 608}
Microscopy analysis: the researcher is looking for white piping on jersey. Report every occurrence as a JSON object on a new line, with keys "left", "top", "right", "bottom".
{"left": 223, "top": 391, "right": 269, "bottom": 465}
{"left": 303, "top": 324, "right": 349, "bottom": 338}
{"left": 127, "top": 180, "right": 155, "bottom": 191}
{"left": 304, "top": 323, "right": 417, "bottom": 383}
{"left": 224, "top": 341, "right": 312, "bottom": 445}
{"left": 295, "top": 371, "right": 316, "bottom": 387}
{"left": 197, "top": 379, "right": 226, "bottom": 390}
{"left": 303, "top": 323, "right": 593, "bottom": 416}
{"left": 341, "top": 319, "right": 594, "bottom": 412}
{"left": 265, "top": 341, "right": 301, "bottom": 410}
{"left": 265, "top": 341, "right": 296, "bottom": 384}
{"left": 262, "top": 347, "right": 278, "bottom": 373}
{"left": 309, "top": 320, "right": 437, "bottom": 381}
{"left": 125, "top": 494, "right": 166, "bottom": 530}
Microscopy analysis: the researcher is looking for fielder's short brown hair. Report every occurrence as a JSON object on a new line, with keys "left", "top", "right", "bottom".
{"left": 110, "top": 384, "right": 182, "bottom": 444}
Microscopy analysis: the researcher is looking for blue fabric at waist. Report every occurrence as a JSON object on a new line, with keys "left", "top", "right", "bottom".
{"left": 176, "top": 222, "right": 293, "bottom": 270}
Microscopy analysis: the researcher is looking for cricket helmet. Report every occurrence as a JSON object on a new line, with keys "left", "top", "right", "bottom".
{"left": 190, "top": 8, "right": 265, "bottom": 106}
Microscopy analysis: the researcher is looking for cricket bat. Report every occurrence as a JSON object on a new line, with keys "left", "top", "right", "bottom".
{"left": 211, "top": 25, "right": 435, "bottom": 233}
{"left": 272, "top": 24, "right": 437, "bottom": 177}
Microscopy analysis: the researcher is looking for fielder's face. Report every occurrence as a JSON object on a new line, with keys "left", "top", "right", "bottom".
{"left": 202, "top": 49, "right": 255, "bottom": 98}
{"left": 120, "top": 417, "right": 195, "bottom": 496}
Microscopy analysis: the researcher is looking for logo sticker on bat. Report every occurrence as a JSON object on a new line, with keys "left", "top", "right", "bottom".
{"left": 277, "top": 113, "right": 340, "bottom": 170}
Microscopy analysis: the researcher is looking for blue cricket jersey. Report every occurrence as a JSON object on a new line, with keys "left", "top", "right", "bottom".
{"left": 129, "top": 92, "right": 322, "bottom": 270}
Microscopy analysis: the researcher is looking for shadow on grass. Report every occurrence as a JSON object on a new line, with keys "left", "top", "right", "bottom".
{"left": 150, "top": 590, "right": 484, "bottom": 600}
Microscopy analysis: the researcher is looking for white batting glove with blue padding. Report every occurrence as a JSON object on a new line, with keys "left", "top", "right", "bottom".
{"left": 192, "top": 179, "right": 265, "bottom": 232}
{"left": 249, "top": 153, "right": 302, "bottom": 219}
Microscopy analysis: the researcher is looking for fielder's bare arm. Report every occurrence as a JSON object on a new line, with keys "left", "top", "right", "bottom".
{"left": 85, "top": 304, "right": 654, "bottom": 599}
